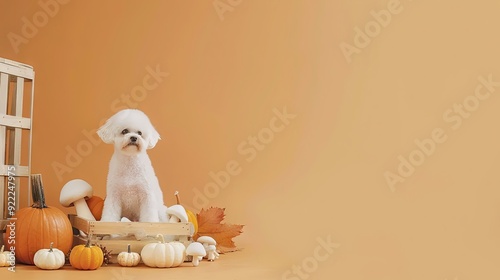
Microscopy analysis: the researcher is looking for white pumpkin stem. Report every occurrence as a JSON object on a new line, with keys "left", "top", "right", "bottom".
{"left": 0, "top": 245, "right": 4, "bottom": 253}
{"left": 156, "top": 234, "right": 165, "bottom": 243}
{"left": 49, "top": 242, "right": 54, "bottom": 252}
{"left": 127, "top": 244, "right": 131, "bottom": 253}
{"left": 174, "top": 191, "right": 181, "bottom": 204}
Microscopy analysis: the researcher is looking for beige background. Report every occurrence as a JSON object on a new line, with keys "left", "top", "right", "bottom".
{"left": 1, "top": 0, "right": 500, "bottom": 279}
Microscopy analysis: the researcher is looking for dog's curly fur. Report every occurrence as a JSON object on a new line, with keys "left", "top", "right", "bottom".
{"left": 97, "top": 109, "right": 167, "bottom": 222}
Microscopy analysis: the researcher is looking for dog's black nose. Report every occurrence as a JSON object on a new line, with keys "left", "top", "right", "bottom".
{"left": 130, "top": 136, "right": 137, "bottom": 142}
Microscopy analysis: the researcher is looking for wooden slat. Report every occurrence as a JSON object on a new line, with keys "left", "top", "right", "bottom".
{"left": 0, "top": 59, "right": 34, "bottom": 80}
{"left": 98, "top": 239, "right": 152, "bottom": 255}
{"left": 9, "top": 77, "right": 24, "bottom": 215}
{"left": 71, "top": 215, "right": 195, "bottom": 264}
{"left": 89, "top": 221, "right": 191, "bottom": 236}
{"left": 0, "top": 165, "right": 29, "bottom": 177}
{"left": 0, "top": 220, "right": 9, "bottom": 231}
{"left": 0, "top": 114, "right": 30, "bottom": 129}
{"left": 74, "top": 235, "right": 152, "bottom": 254}
{"left": 0, "top": 73, "right": 7, "bottom": 220}
{"left": 69, "top": 214, "right": 90, "bottom": 233}
{"left": 70, "top": 215, "right": 192, "bottom": 236}
{"left": 0, "top": 220, "right": 9, "bottom": 244}
{"left": 27, "top": 78, "right": 34, "bottom": 206}
{"left": 0, "top": 59, "right": 34, "bottom": 224}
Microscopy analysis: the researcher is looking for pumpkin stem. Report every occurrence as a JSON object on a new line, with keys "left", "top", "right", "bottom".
{"left": 174, "top": 191, "right": 180, "bottom": 204}
{"left": 156, "top": 234, "right": 165, "bottom": 243}
{"left": 127, "top": 244, "right": 131, "bottom": 253}
{"left": 30, "top": 174, "right": 47, "bottom": 209}
{"left": 0, "top": 245, "right": 4, "bottom": 253}
{"left": 49, "top": 242, "right": 54, "bottom": 252}
{"left": 85, "top": 234, "right": 93, "bottom": 248}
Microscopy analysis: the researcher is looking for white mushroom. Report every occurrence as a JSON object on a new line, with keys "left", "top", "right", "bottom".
{"left": 60, "top": 179, "right": 95, "bottom": 237}
{"left": 60, "top": 179, "right": 95, "bottom": 221}
{"left": 197, "top": 236, "right": 218, "bottom": 260}
{"left": 206, "top": 244, "right": 219, "bottom": 261}
{"left": 197, "top": 236, "right": 216, "bottom": 248}
{"left": 186, "top": 242, "right": 206, "bottom": 266}
{"left": 166, "top": 205, "right": 188, "bottom": 223}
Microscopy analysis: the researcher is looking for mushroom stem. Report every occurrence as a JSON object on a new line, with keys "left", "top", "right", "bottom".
{"left": 206, "top": 245, "right": 218, "bottom": 261}
{"left": 192, "top": 257, "right": 200, "bottom": 267}
{"left": 169, "top": 215, "right": 180, "bottom": 223}
{"left": 74, "top": 198, "right": 96, "bottom": 221}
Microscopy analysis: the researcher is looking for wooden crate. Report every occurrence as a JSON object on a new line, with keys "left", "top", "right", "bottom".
{"left": 69, "top": 215, "right": 194, "bottom": 263}
{"left": 0, "top": 58, "right": 34, "bottom": 246}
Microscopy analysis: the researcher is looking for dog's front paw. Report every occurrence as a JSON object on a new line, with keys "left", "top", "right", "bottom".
{"left": 133, "top": 230, "right": 147, "bottom": 240}
{"left": 100, "top": 216, "right": 121, "bottom": 222}
{"left": 100, "top": 209, "right": 122, "bottom": 222}
{"left": 139, "top": 216, "right": 160, "bottom": 223}
{"left": 139, "top": 208, "right": 160, "bottom": 223}
{"left": 101, "top": 200, "right": 122, "bottom": 222}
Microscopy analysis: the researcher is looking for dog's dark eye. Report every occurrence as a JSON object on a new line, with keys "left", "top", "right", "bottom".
{"left": 137, "top": 131, "right": 142, "bottom": 136}
{"left": 121, "top": 129, "right": 129, "bottom": 135}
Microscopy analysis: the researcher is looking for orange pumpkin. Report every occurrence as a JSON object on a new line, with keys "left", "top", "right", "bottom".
{"left": 69, "top": 239, "right": 103, "bottom": 270}
{"left": 85, "top": 196, "right": 104, "bottom": 220}
{"left": 3, "top": 174, "right": 73, "bottom": 265}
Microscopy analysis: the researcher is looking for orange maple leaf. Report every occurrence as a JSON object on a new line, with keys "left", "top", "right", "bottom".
{"left": 194, "top": 207, "right": 244, "bottom": 253}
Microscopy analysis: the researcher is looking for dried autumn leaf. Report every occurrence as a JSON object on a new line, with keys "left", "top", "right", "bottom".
{"left": 195, "top": 207, "right": 244, "bottom": 253}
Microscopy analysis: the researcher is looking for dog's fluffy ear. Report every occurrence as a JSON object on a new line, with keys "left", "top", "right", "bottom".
{"left": 97, "top": 117, "right": 116, "bottom": 144}
{"left": 147, "top": 128, "right": 161, "bottom": 149}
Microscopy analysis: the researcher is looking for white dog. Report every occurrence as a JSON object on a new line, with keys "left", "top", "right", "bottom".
{"left": 97, "top": 109, "right": 167, "bottom": 223}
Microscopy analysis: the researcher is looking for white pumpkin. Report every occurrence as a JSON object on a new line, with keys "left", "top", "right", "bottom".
{"left": 0, "top": 245, "right": 14, "bottom": 267}
{"left": 169, "top": 242, "right": 187, "bottom": 265}
{"left": 140, "top": 234, "right": 186, "bottom": 268}
{"left": 33, "top": 242, "right": 65, "bottom": 270}
{"left": 117, "top": 244, "right": 141, "bottom": 267}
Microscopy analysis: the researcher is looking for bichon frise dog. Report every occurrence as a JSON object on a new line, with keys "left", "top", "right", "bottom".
{"left": 97, "top": 109, "right": 168, "bottom": 223}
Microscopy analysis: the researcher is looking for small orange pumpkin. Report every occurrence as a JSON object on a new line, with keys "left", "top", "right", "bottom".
{"left": 69, "top": 238, "right": 103, "bottom": 270}
{"left": 3, "top": 174, "right": 73, "bottom": 264}
{"left": 85, "top": 196, "right": 104, "bottom": 220}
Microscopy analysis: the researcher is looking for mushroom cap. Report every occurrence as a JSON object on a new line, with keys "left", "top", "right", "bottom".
{"left": 59, "top": 179, "right": 93, "bottom": 207}
{"left": 197, "top": 236, "right": 217, "bottom": 245}
{"left": 206, "top": 244, "right": 217, "bottom": 251}
{"left": 186, "top": 242, "right": 206, "bottom": 257}
{"left": 166, "top": 204, "right": 188, "bottom": 222}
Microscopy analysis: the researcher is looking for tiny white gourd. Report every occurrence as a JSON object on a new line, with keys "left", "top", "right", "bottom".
{"left": 140, "top": 234, "right": 186, "bottom": 268}
{"left": 0, "top": 245, "right": 13, "bottom": 267}
{"left": 33, "top": 242, "right": 66, "bottom": 270}
{"left": 117, "top": 244, "right": 141, "bottom": 267}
